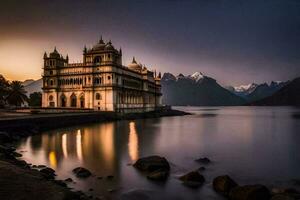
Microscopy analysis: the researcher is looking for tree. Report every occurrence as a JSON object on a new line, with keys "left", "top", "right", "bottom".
{"left": 0, "top": 75, "right": 10, "bottom": 107}
{"left": 6, "top": 81, "right": 28, "bottom": 107}
{"left": 29, "top": 92, "right": 42, "bottom": 107}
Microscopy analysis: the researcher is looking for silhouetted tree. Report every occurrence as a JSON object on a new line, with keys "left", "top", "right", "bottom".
{"left": 0, "top": 75, "right": 10, "bottom": 107}
{"left": 6, "top": 81, "right": 28, "bottom": 107}
{"left": 29, "top": 92, "right": 42, "bottom": 107}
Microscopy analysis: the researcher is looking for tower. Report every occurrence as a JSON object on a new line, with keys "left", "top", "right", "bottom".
{"left": 42, "top": 47, "right": 68, "bottom": 107}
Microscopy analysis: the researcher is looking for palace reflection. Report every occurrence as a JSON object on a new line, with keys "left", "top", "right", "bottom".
{"left": 24, "top": 119, "right": 160, "bottom": 176}
{"left": 128, "top": 121, "right": 139, "bottom": 161}
{"left": 21, "top": 119, "right": 159, "bottom": 180}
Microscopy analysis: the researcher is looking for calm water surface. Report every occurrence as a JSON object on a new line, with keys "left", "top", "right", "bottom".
{"left": 17, "top": 107, "right": 300, "bottom": 199}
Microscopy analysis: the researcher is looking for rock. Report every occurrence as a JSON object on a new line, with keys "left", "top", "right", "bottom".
{"left": 179, "top": 171, "right": 205, "bottom": 188}
{"left": 120, "top": 189, "right": 152, "bottom": 200}
{"left": 65, "top": 178, "right": 73, "bottom": 182}
{"left": 0, "top": 145, "right": 15, "bottom": 153}
{"left": 0, "top": 132, "right": 12, "bottom": 143}
{"left": 72, "top": 167, "right": 92, "bottom": 178}
{"left": 40, "top": 167, "right": 56, "bottom": 179}
{"left": 54, "top": 180, "right": 67, "bottom": 187}
{"left": 37, "top": 165, "right": 46, "bottom": 168}
{"left": 147, "top": 169, "right": 169, "bottom": 181}
{"left": 229, "top": 184, "right": 270, "bottom": 200}
{"left": 12, "top": 152, "right": 22, "bottom": 157}
{"left": 198, "top": 166, "right": 206, "bottom": 171}
{"left": 106, "top": 175, "right": 114, "bottom": 179}
{"left": 15, "top": 160, "right": 28, "bottom": 167}
{"left": 272, "top": 188, "right": 299, "bottom": 195}
{"left": 195, "top": 157, "right": 211, "bottom": 164}
{"left": 271, "top": 194, "right": 295, "bottom": 200}
{"left": 107, "top": 189, "right": 115, "bottom": 193}
{"left": 213, "top": 175, "right": 238, "bottom": 196}
{"left": 133, "top": 156, "right": 170, "bottom": 172}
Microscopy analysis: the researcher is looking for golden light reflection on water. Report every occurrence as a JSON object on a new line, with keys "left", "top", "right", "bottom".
{"left": 24, "top": 123, "right": 120, "bottom": 172}
{"left": 128, "top": 121, "right": 139, "bottom": 161}
{"left": 98, "top": 123, "right": 115, "bottom": 168}
{"left": 62, "top": 134, "right": 68, "bottom": 158}
{"left": 76, "top": 130, "right": 83, "bottom": 161}
{"left": 48, "top": 151, "right": 57, "bottom": 169}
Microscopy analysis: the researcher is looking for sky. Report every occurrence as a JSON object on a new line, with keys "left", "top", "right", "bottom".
{"left": 0, "top": 0, "right": 299, "bottom": 86}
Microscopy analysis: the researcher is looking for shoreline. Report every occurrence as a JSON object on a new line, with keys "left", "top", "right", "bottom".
{"left": 0, "top": 108, "right": 189, "bottom": 200}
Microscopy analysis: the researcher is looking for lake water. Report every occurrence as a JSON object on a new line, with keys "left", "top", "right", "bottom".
{"left": 16, "top": 107, "right": 300, "bottom": 199}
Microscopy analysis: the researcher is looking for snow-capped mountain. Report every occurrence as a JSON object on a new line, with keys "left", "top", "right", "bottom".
{"left": 250, "top": 77, "right": 299, "bottom": 106}
{"left": 234, "top": 83, "right": 258, "bottom": 95}
{"left": 161, "top": 72, "right": 245, "bottom": 106}
{"left": 189, "top": 72, "right": 204, "bottom": 82}
{"left": 228, "top": 81, "right": 288, "bottom": 102}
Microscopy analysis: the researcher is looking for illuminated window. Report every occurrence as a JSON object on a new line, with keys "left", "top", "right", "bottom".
{"left": 96, "top": 93, "right": 101, "bottom": 100}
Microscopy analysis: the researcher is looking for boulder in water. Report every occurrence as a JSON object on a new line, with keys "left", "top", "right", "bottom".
{"left": 133, "top": 156, "right": 170, "bottom": 172}
{"left": 179, "top": 171, "right": 205, "bottom": 188}
{"left": 213, "top": 175, "right": 238, "bottom": 196}
{"left": 147, "top": 169, "right": 169, "bottom": 181}
{"left": 72, "top": 167, "right": 92, "bottom": 178}
{"left": 195, "top": 157, "right": 211, "bottom": 164}
{"left": 229, "top": 184, "right": 270, "bottom": 200}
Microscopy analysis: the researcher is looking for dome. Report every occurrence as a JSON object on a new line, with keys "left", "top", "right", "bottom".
{"left": 92, "top": 38, "right": 106, "bottom": 51}
{"left": 128, "top": 57, "right": 142, "bottom": 71}
{"left": 104, "top": 40, "right": 115, "bottom": 50}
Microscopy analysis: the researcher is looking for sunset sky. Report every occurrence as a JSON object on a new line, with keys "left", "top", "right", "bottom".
{"left": 0, "top": 0, "right": 299, "bottom": 86}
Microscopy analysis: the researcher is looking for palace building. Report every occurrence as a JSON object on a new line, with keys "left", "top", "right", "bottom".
{"left": 42, "top": 37, "right": 162, "bottom": 112}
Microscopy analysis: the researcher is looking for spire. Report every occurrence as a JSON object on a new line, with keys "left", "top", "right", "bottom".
{"left": 119, "top": 47, "right": 122, "bottom": 55}
{"left": 43, "top": 52, "right": 47, "bottom": 59}
{"left": 108, "top": 39, "right": 112, "bottom": 45}
{"left": 99, "top": 35, "right": 104, "bottom": 44}
{"left": 66, "top": 54, "right": 69, "bottom": 61}
{"left": 83, "top": 45, "right": 87, "bottom": 53}
{"left": 158, "top": 72, "right": 161, "bottom": 78}
{"left": 54, "top": 46, "right": 58, "bottom": 53}
{"left": 132, "top": 56, "right": 137, "bottom": 64}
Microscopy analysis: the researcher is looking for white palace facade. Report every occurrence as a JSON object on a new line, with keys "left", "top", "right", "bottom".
{"left": 42, "top": 37, "right": 162, "bottom": 112}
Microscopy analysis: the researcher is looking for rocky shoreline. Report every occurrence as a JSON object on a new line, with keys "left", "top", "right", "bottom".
{"left": 0, "top": 108, "right": 189, "bottom": 200}
{"left": 130, "top": 156, "right": 300, "bottom": 200}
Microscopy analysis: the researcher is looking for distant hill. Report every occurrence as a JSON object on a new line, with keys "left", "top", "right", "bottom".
{"left": 23, "top": 79, "right": 43, "bottom": 97}
{"left": 161, "top": 72, "right": 245, "bottom": 106}
{"left": 22, "top": 79, "right": 35, "bottom": 87}
{"left": 249, "top": 77, "right": 300, "bottom": 106}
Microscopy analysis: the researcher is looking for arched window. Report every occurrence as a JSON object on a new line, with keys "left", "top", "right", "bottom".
{"left": 80, "top": 95, "right": 85, "bottom": 108}
{"left": 50, "top": 80, "right": 54, "bottom": 86}
{"left": 70, "top": 94, "right": 77, "bottom": 107}
{"left": 94, "top": 56, "right": 101, "bottom": 65}
{"left": 49, "top": 95, "right": 54, "bottom": 101}
{"left": 95, "top": 93, "right": 101, "bottom": 100}
{"left": 60, "top": 94, "right": 66, "bottom": 107}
